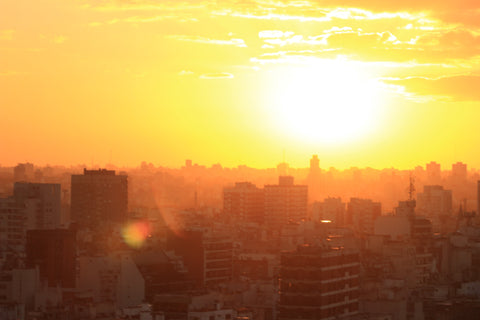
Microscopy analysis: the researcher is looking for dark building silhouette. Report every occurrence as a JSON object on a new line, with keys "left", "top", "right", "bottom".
{"left": 452, "top": 162, "right": 467, "bottom": 181}
{"left": 312, "top": 197, "right": 345, "bottom": 226}
{"left": 346, "top": 198, "right": 381, "bottom": 235}
{"left": 166, "top": 229, "right": 232, "bottom": 287}
{"left": 71, "top": 169, "right": 128, "bottom": 229}
{"left": 477, "top": 180, "right": 480, "bottom": 218}
{"left": 0, "top": 197, "right": 26, "bottom": 254}
{"left": 223, "top": 182, "right": 264, "bottom": 224}
{"left": 308, "top": 155, "right": 321, "bottom": 201}
{"left": 278, "top": 245, "right": 360, "bottom": 320}
{"left": 26, "top": 227, "right": 76, "bottom": 288}
{"left": 264, "top": 176, "right": 308, "bottom": 230}
{"left": 13, "top": 163, "right": 34, "bottom": 182}
{"left": 14, "top": 182, "right": 62, "bottom": 229}
{"left": 426, "top": 161, "right": 441, "bottom": 184}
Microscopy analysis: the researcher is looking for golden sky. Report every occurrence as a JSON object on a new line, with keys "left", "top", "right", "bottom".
{"left": 1, "top": 0, "right": 480, "bottom": 169}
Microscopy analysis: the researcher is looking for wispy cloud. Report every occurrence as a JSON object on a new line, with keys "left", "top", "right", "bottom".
{"left": 178, "top": 70, "right": 194, "bottom": 76}
{"left": 384, "top": 74, "right": 480, "bottom": 101}
{"left": 167, "top": 35, "right": 247, "bottom": 47}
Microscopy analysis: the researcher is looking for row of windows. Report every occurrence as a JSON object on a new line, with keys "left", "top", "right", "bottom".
{"left": 280, "top": 295, "right": 359, "bottom": 309}
{"left": 279, "top": 302, "right": 358, "bottom": 319}
{"left": 281, "top": 265, "right": 359, "bottom": 280}
{"left": 281, "top": 254, "right": 359, "bottom": 267}
{"left": 280, "top": 278, "right": 359, "bottom": 293}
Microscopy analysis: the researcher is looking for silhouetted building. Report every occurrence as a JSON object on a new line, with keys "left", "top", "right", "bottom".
{"left": 278, "top": 245, "right": 360, "bottom": 320}
{"left": 14, "top": 182, "right": 62, "bottom": 229}
{"left": 0, "top": 197, "right": 26, "bottom": 254}
{"left": 312, "top": 197, "right": 345, "bottom": 226}
{"left": 264, "top": 176, "right": 308, "bottom": 230}
{"left": 308, "top": 155, "right": 321, "bottom": 201}
{"left": 310, "top": 155, "right": 320, "bottom": 175}
{"left": 26, "top": 227, "right": 76, "bottom": 288}
{"left": 166, "top": 229, "right": 233, "bottom": 287}
{"left": 417, "top": 185, "right": 452, "bottom": 233}
{"left": 13, "top": 163, "right": 34, "bottom": 182}
{"left": 417, "top": 186, "right": 452, "bottom": 217}
{"left": 223, "top": 182, "right": 264, "bottom": 224}
{"left": 77, "top": 252, "right": 145, "bottom": 308}
{"left": 477, "top": 180, "right": 480, "bottom": 218}
{"left": 277, "top": 163, "right": 289, "bottom": 176}
{"left": 426, "top": 161, "right": 441, "bottom": 184}
{"left": 71, "top": 168, "right": 128, "bottom": 229}
{"left": 452, "top": 162, "right": 467, "bottom": 181}
{"left": 346, "top": 198, "right": 381, "bottom": 235}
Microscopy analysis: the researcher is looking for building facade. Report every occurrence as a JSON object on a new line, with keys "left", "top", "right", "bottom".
{"left": 71, "top": 169, "right": 128, "bottom": 229}
{"left": 278, "top": 245, "right": 360, "bottom": 320}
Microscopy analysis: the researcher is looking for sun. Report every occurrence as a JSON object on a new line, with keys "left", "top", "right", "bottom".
{"left": 269, "top": 59, "right": 384, "bottom": 145}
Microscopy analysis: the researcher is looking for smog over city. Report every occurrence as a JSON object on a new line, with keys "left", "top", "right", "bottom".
{"left": 2, "top": 0, "right": 480, "bottom": 319}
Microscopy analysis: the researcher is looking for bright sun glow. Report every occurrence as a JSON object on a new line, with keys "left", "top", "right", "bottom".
{"left": 271, "top": 59, "right": 383, "bottom": 145}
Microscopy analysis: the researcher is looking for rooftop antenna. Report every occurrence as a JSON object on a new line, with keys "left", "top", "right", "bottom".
{"left": 408, "top": 172, "right": 415, "bottom": 201}
{"left": 283, "top": 149, "right": 286, "bottom": 163}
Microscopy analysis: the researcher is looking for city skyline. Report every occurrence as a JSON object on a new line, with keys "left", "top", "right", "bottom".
{"left": 2, "top": 1, "right": 480, "bottom": 169}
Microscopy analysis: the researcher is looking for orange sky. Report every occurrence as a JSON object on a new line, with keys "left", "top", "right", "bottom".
{"left": 1, "top": 0, "right": 480, "bottom": 170}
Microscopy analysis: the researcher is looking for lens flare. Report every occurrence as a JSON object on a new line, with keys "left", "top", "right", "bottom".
{"left": 122, "top": 221, "right": 151, "bottom": 248}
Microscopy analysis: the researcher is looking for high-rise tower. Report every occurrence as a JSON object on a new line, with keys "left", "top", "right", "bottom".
{"left": 71, "top": 169, "right": 128, "bottom": 229}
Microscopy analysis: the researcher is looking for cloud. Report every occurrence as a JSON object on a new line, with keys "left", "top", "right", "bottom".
{"left": 212, "top": 4, "right": 425, "bottom": 23}
{"left": 199, "top": 72, "right": 234, "bottom": 79}
{"left": 167, "top": 35, "right": 247, "bottom": 47}
{"left": 384, "top": 75, "right": 480, "bottom": 101}
{"left": 178, "top": 70, "right": 194, "bottom": 76}
{"left": 254, "top": 25, "right": 480, "bottom": 63}
{"left": 83, "top": 0, "right": 480, "bottom": 27}
{"left": 259, "top": 30, "right": 295, "bottom": 38}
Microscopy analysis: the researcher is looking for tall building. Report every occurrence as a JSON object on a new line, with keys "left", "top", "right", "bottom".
{"left": 0, "top": 197, "right": 26, "bottom": 255}
{"left": 77, "top": 253, "right": 145, "bottom": 309}
{"left": 346, "top": 198, "right": 381, "bottom": 235}
{"left": 308, "top": 155, "right": 321, "bottom": 201}
{"left": 452, "top": 162, "right": 467, "bottom": 180}
{"left": 264, "top": 176, "right": 308, "bottom": 230}
{"left": 426, "top": 161, "right": 441, "bottom": 184}
{"left": 312, "top": 197, "right": 345, "bottom": 226}
{"left": 166, "top": 229, "right": 233, "bottom": 287}
{"left": 26, "top": 227, "right": 76, "bottom": 288}
{"left": 416, "top": 185, "right": 452, "bottom": 218}
{"left": 71, "top": 169, "right": 128, "bottom": 229}
{"left": 277, "top": 163, "right": 289, "bottom": 176}
{"left": 417, "top": 185, "right": 452, "bottom": 233}
{"left": 477, "top": 180, "right": 480, "bottom": 218}
{"left": 278, "top": 245, "right": 360, "bottom": 320}
{"left": 14, "top": 182, "right": 62, "bottom": 229}
{"left": 309, "top": 155, "right": 320, "bottom": 175}
{"left": 223, "top": 182, "right": 264, "bottom": 224}
{"left": 13, "top": 163, "right": 34, "bottom": 182}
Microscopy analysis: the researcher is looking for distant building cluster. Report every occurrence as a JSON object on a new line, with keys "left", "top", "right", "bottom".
{"left": 1, "top": 158, "right": 480, "bottom": 319}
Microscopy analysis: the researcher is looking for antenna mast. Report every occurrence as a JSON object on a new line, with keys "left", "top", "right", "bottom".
{"left": 408, "top": 172, "right": 415, "bottom": 201}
